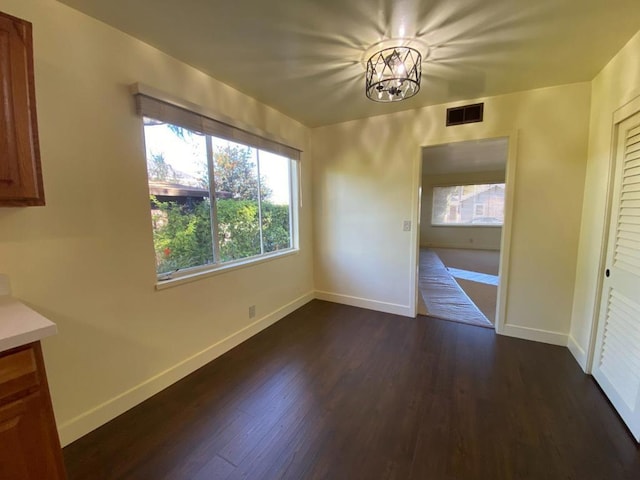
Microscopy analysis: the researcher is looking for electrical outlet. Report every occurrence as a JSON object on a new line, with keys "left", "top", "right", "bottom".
{"left": 403, "top": 220, "right": 411, "bottom": 231}
{"left": 249, "top": 305, "right": 256, "bottom": 319}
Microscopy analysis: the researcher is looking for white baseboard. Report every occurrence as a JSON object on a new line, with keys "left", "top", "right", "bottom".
{"left": 314, "top": 290, "right": 413, "bottom": 317}
{"left": 57, "top": 291, "right": 315, "bottom": 446}
{"left": 567, "top": 335, "right": 588, "bottom": 372}
{"left": 499, "top": 324, "right": 568, "bottom": 346}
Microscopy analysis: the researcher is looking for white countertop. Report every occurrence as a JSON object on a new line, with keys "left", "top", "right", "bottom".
{"left": 0, "top": 296, "right": 58, "bottom": 353}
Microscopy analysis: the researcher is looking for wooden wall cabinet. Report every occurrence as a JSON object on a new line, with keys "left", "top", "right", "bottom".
{"left": 0, "top": 11, "right": 44, "bottom": 206}
{"left": 0, "top": 342, "right": 67, "bottom": 479}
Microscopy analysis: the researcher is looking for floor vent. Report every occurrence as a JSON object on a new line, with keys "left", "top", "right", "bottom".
{"left": 446, "top": 103, "right": 484, "bottom": 126}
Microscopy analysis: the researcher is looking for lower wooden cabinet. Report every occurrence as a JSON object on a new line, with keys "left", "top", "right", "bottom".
{"left": 0, "top": 343, "right": 66, "bottom": 480}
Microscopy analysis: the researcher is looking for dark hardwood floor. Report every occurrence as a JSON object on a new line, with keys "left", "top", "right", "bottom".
{"left": 64, "top": 300, "right": 640, "bottom": 479}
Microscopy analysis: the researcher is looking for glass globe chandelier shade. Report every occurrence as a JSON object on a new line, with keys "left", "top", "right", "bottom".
{"left": 366, "top": 46, "right": 422, "bottom": 102}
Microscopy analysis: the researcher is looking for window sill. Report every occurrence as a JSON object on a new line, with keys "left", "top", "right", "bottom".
{"left": 155, "top": 249, "right": 299, "bottom": 290}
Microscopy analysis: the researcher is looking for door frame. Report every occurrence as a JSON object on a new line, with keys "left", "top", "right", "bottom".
{"left": 410, "top": 130, "right": 518, "bottom": 333}
{"left": 586, "top": 94, "right": 640, "bottom": 373}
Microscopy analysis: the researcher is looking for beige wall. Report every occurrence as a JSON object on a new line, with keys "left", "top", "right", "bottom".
{"left": 569, "top": 30, "right": 640, "bottom": 370}
{"left": 312, "top": 82, "right": 591, "bottom": 340}
{"left": 0, "top": 0, "right": 314, "bottom": 445}
{"left": 420, "top": 170, "right": 506, "bottom": 251}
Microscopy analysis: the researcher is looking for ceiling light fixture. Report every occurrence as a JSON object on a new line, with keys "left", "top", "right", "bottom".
{"left": 366, "top": 46, "right": 421, "bottom": 102}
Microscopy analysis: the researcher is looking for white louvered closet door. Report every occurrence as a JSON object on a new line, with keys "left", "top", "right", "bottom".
{"left": 593, "top": 108, "right": 640, "bottom": 442}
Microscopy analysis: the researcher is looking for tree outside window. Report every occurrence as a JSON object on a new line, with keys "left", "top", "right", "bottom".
{"left": 144, "top": 121, "right": 294, "bottom": 275}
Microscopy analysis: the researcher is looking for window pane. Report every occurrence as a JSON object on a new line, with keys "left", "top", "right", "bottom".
{"left": 144, "top": 119, "right": 214, "bottom": 274}
{"left": 212, "top": 138, "right": 261, "bottom": 262}
{"left": 432, "top": 183, "right": 505, "bottom": 225}
{"left": 142, "top": 114, "right": 297, "bottom": 280}
{"left": 259, "top": 151, "right": 292, "bottom": 253}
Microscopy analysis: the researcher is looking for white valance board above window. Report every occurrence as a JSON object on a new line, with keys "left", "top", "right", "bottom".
{"left": 131, "top": 83, "right": 301, "bottom": 161}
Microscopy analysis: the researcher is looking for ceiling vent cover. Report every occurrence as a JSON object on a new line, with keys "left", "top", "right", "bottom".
{"left": 446, "top": 103, "right": 484, "bottom": 126}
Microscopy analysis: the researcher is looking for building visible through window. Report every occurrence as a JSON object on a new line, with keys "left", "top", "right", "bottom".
{"left": 432, "top": 184, "right": 505, "bottom": 226}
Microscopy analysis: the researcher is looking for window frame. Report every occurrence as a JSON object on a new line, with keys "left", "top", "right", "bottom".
{"left": 133, "top": 84, "right": 302, "bottom": 288}
{"left": 430, "top": 182, "right": 505, "bottom": 228}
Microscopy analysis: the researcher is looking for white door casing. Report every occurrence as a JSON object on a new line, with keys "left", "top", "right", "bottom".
{"left": 592, "top": 105, "right": 640, "bottom": 442}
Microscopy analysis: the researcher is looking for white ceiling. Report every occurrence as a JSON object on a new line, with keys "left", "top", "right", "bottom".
{"left": 422, "top": 137, "right": 508, "bottom": 175}
{"left": 58, "top": 0, "right": 640, "bottom": 127}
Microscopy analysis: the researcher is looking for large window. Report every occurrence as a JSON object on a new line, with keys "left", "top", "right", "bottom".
{"left": 432, "top": 183, "right": 505, "bottom": 226}
{"left": 136, "top": 91, "right": 299, "bottom": 280}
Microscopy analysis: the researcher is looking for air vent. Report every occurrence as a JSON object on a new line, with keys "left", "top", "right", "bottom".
{"left": 446, "top": 103, "right": 484, "bottom": 126}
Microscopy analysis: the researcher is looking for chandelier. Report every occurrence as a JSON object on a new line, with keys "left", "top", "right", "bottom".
{"left": 366, "top": 46, "right": 421, "bottom": 102}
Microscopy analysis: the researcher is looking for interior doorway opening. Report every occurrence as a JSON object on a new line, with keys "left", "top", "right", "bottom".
{"left": 417, "top": 137, "right": 509, "bottom": 329}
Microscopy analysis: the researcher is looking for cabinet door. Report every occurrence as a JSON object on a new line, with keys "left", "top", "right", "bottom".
{"left": 0, "top": 11, "right": 44, "bottom": 206}
{"left": 0, "top": 391, "right": 66, "bottom": 480}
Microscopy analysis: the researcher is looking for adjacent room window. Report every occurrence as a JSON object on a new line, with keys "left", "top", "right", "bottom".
{"left": 432, "top": 183, "right": 505, "bottom": 226}
{"left": 136, "top": 91, "right": 299, "bottom": 279}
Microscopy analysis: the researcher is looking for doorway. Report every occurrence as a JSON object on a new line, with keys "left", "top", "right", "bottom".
{"left": 417, "top": 137, "right": 509, "bottom": 329}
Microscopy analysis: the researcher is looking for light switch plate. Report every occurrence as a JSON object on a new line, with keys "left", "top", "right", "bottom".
{"left": 403, "top": 220, "right": 411, "bottom": 231}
